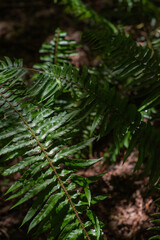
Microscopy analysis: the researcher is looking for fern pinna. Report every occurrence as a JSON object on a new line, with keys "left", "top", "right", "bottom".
{"left": 0, "top": 57, "right": 108, "bottom": 239}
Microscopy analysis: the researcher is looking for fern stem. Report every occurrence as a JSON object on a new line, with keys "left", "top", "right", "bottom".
{"left": 21, "top": 66, "right": 84, "bottom": 90}
{"left": 0, "top": 92, "right": 91, "bottom": 240}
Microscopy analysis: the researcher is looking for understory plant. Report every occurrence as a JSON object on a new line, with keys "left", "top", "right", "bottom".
{"left": 1, "top": 0, "right": 160, "bottom": 239}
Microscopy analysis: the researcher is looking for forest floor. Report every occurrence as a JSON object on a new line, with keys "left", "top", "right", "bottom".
{"left": 0, "top": 1, "right": 159, "bottom": 239}
{"left": 79, "top": 149, "right": 158, "bottom": 240}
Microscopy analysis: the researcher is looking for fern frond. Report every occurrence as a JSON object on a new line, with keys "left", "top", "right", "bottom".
{"left": 84, "top": 29, "right": 160, "bottom": 111}
{"left": 0, "top": 58, "right": 106, "bottom": 239}
{"left": 83, "top": 30, "right": 160, "bottom": 181}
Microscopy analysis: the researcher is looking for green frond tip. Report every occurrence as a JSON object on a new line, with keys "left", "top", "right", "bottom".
{"left": 34, "top": 28, "right": 80, "bottom": 69}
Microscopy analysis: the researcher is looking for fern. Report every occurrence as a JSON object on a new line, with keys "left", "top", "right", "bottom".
{"left": 0, "top": 57, "right": 107, "bottom": 239}
{"left": 1, "top": 1, "right": 160, "bottom": 239}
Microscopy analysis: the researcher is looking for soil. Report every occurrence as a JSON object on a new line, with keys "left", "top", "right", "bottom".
{"left": 0, "top": 1, "right": 159, "bottom": 239}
